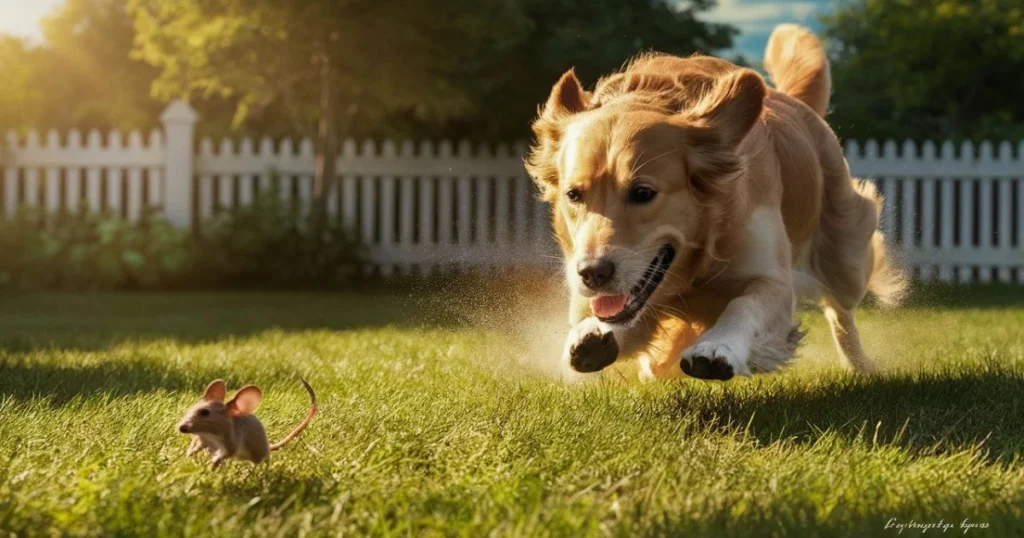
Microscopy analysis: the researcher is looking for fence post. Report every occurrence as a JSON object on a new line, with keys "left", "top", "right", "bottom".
{"left": 160, "top": 100, "right": 198, "bottom": 228}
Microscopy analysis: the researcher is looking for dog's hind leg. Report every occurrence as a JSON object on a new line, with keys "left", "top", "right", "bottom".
{"left": 822, "top": 298, "right": 875, "bottom": 373}
{"left": 811, "top": 176, "right": 906, "bottom": 372}
{"left": 792, "top": 270, "right": 823, "bottom": 303}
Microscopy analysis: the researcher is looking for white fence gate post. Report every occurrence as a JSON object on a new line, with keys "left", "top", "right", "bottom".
{"left": 160, "top": 100, "right": 198, "bottom": 227}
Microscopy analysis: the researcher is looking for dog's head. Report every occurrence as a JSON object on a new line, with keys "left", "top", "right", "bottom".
{"left": 526, "top": 66, "right": 765, "bottom": 325}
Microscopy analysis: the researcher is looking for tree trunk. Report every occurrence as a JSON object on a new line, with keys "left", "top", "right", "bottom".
{"left": 313, "top": 46, "right": 337, "bottom": 228}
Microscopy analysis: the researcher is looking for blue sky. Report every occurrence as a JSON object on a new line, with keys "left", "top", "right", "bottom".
{"left": 2, "top": 0, "right": 833, "bottom": 60}
{"left": 697, "top": 0, "right": 834, "bottom": 60}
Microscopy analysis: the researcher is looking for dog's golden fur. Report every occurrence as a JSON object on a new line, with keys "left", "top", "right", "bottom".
{"left": 527, "top": 24, "right": 905, "bottom": 380}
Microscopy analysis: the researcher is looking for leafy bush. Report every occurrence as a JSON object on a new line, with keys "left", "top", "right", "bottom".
{"left": 0, "top": 208, "right": 193, "bottom": 290}
{"left": 0, "top": 195, "right": 362, "bottom": 291}
{"left": 194, "top": 192, "right": 363, "bottom": 289}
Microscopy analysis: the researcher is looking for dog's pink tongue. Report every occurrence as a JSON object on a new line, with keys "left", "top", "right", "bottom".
{"left": 592, "top": 294, "right": 629, "bottom": 318}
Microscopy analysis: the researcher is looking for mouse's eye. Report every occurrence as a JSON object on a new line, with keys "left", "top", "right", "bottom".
{"left": 199, "top": 409, "right": 210, "bottom": 417}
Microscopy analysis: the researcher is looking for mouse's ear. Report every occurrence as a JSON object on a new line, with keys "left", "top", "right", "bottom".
{"left": 227, "top": 385, "right": 263, "bottom": 417}
{"left": 203, "top": 379, "right": 226, "bottom": 402}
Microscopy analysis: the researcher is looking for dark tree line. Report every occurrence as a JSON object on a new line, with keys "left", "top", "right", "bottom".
{"left": 2, "top": 0, "right": 1020, "bottom": 149}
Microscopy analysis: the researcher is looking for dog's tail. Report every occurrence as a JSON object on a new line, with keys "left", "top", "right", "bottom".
{"left": 763, "top": 24, "right": 830, "bottom": 118}
{"left": 270, "top": 378, "right": 318, "bottom": 451}
{"left": 853, "top": 180, "right": 909, "bottom": 308}
{"left": 867, "top": 229, "right": 908, "bottom": 308}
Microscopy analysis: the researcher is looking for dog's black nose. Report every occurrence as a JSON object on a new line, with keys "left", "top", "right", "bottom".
{"left": 178, "top": 424, "right": 189, "bottom": 433}
{"left": 577, "top": 258, "right": 615, "bottom": 290}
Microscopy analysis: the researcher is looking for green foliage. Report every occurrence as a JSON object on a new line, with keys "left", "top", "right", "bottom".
{"left": 126, "top": 0, "right": 529, "bottom": 139}
{"left": 0, "top": 208, "right": 193, "bottom": 290}
{"left": 0, "top": 0, "right": 163, "bottom": 134}
{"left": 0, "top": 0, "right": 735, "bottom": 142}
{"left": 426, "top": 0, "right": 736, "bottom": 141}
{"left": 0, "top": 37, "right": 51, "bottom": 130}
{"left": 195, "top": 190, "right": 363, "bottom": 289}
{"left": 40, "top": 0, "right": 165, "bottom": 132}
{"left": 14, "top": 0, "right": 1024, "bottom": 145}
{"left": 824, "top": 0, "right": 1024, "bottom": 142}
{"left": 0, "top": 199, "right": 361, "bottom": 291}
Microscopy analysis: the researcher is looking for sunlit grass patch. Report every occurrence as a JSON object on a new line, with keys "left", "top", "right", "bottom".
{"left": 1, "top": 290, "right": 1022, "bottom": 536}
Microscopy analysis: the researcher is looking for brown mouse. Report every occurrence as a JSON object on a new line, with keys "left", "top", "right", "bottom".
{"left": 177, "top": 378, "right": 317, "bottom": 467}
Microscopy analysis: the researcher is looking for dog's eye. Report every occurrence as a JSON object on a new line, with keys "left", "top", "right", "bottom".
{"left": 565, "top": 188, "right": 583, "bottom": 203}
{"left": 199, "top": 409, "right": 210, "bottom": 417}
{"left": 628, "top": 184, "right": 658, "bottom": 204}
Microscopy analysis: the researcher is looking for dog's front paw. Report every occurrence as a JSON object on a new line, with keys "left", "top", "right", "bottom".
{"left": 681, "top": 340, "right": 749, "bottom": 380}
{"left": 564, "top": 318, "right": 619, "bottom": 373}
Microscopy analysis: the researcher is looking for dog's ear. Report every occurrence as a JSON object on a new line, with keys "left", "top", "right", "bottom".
{"left": 526, "top": 69, "right": 590, "bottom": 201}
{"left": 684, "top": 68, "right": 765, "bottom": 148}
{"left": 672, "top": 69, "right": 765, "bottom": 192}
{"left": 541, "top": 69, "right": 589, "bottom": 121}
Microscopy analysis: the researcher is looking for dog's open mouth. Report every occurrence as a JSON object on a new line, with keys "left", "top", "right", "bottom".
{"left": 591, "top": 244, "right": 676, "bottom": 324}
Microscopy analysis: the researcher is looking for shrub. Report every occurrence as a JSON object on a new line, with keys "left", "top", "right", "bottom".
{"left": 0, "top": 195, "right": 362, "bottom": 291}
{"left": 0, "top": 207, "right": 194, "bottom": 290}
{"left": 193, "top": 191, "right": 363, "bottom": 289}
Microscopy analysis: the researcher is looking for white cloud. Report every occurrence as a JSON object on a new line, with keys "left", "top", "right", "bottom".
{"left": 696, "top": 0, "right": 824, "bottom": 31}
{"left": 685, "top": 0, "right": 830, "bottom": 57}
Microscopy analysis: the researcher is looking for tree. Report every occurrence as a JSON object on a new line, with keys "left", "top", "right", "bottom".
{"left": 403, "top": 0, "right": 737, "bottom": 142}
{"left": 127, "top": 0, "right": 528, "bottom": 221}
{"left": 0, "top": 0, "right": 265, "bottom": 138}
{"left": 0, "top": 37, "right": 49, "bottom": 131}
{"left": 0, "top": 0, "right": 164, "bottom": 134}
{"left": 1, "top": 0, "right": 736, "bottom": 152}
{"left": 40, "top": 0, "right": 164, "bottom": 133}
{"left": 823, "top": 0, "right": 1024, "bottom": 142}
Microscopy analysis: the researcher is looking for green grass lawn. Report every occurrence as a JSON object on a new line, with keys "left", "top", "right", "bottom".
{"left": 1, "top": 287, "right": 1023, "bottom": 536}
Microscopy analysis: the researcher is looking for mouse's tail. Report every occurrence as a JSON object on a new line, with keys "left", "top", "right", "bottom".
{"left": 270, "top": 378, "right": 318, "bottom": 451}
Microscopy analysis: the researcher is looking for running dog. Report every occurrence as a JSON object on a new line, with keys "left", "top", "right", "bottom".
{"left": 526, "top": 24, "right": 905, "bottom": 381}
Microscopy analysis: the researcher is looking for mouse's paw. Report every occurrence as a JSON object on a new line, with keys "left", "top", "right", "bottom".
{"left": 211, "top": 451, "right": 231, "bottom": 468}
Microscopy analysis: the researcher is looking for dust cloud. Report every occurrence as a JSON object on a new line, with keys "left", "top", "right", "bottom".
{"left": 408, "top": 266, "right": 574, "bottom": 379}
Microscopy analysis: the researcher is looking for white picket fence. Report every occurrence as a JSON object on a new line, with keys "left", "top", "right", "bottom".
{"left": 845, "top": 140, "right": 1024, "bottom": 284}
{"left": 1, "top": 101, "right": 1022, "bottom": 282}
{"left": 194, "top": 136, "right": 552, "bottom": 275}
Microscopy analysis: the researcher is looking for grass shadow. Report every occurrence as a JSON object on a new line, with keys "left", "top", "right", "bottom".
{"left": 0, "top": 279, "right": 1018, "bottom": 355}
{"left": 0, "top": 358, "right": 203, "bottom": 406}
{"left": 214, "top": 468, "right": 341, "bottom": 506}
{"left": 0, "top": 272, "right": 568, "bottom": 354}
{"left": 0, "top": 291, "right": 463, "bottom": 354}
{"left": 671, "top": 368, "right": 1024, "bottom": 461}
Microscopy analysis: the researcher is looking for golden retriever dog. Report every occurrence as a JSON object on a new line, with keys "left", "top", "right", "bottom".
{"left": 526, "top": 24, "right": 905, "bottom": 381}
